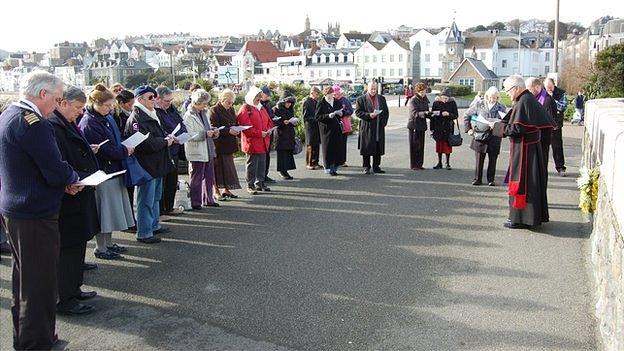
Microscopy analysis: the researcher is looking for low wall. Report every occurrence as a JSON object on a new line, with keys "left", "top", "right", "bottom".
{"left": 582, "top": 98, "right": 624, "bottom": 351}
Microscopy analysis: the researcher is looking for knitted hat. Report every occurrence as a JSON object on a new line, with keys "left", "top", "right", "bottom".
{"left": 134, "top": 85, "right": 157, "bottom": 98}
{"left": 260, "top": 86, "right": 271, "bottom": 95}
{"left": 440, "top": 88, "right": 452, "bottom": 97}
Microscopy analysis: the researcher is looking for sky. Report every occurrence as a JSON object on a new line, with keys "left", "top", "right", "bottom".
{"left": 1, "top": 0, "right": 622, "bottom": 52}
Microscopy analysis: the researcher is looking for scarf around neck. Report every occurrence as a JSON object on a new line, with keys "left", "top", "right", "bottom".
{"left": 135, "top": 101, "right": 160, "bottom": 125}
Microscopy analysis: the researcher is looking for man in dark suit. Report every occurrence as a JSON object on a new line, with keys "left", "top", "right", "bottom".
{"left": 354, "top": 81, "right": 390, "bottom": 174}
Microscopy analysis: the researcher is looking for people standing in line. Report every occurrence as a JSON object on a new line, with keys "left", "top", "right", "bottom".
{"left": 526, "top": 77, "right": 557, "bottom": 175}
{"left": 355, "top": 81, "right": 390, "bottom": 174}
{"left": 574, "top": 90, "right": 585, "bottom": 124}
{"left": 237, "top": 86, "right": 273, "bottom": 193}
{"left": 125, "top": 85, "right": 175, "bottom": 244}
{"left": 315, "top": 86, "right": 345, "bottom": 176}
{"left": 112, "top": 89, "right": 138, "bottom": 232}
{"left": 430, "top": 89, "right": 459, "bottom": 170}
{"left": 0, "top": 71, "right": 83, "bottom": 350}
{"left": 303, "top": 86, "right": 322, "bottom": 170}
{"left": 463, "top": 86, "right": 506, "bottom": 186}
{"left": 182, "top": 83, "right": 201, "bottom": 114}
{"left": 489, "top": 75, "right": 551, "bottom": 229}
{"left": 260, "top": 86, "right": 276, "bottom": 183}
{"left": 155, "top": 86, "right": 187, "bottom": 216}
{"left": 407, "top": 82, "right": 430, "bottom": 170}
{"left": 544, "top": 78, "right": 568, "bottom": 177}
{"left": 79, "top": 84, "right": 135, "bottom": 259}
{"left": 334, "top": 85, "right": 353, "bottom": 167}
{"left": 210, "top": 89, "right": 242, "bottom": 200}
{"left": 272, "top": 91, "right": 297, "bottom": 180}
{"left": 50, "top": 86, "right": 99, "bottom": 316}
{"left": 183, "top": 89, "right": 220, "bottom": 209}
{"left": 404, "top": 84, "right": 414, "bottom": 106}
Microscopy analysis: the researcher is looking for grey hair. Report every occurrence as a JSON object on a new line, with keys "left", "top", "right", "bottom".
{"left": 63, "top": 85, "right": 87, "bottom": 103}
{"left": 503, "top": 74, "right": 526, "bottom": 91}
{"left": 19, "top": 70, "right": 64, "bottom": 100}
{"left": 156, "top": 85, "right": 173, "bottom": 97}
{"left": 484, "top": 86, "right": 500, "bottom": 98}
{"left": 191, "top": 89, "right": 211, "bottom": 105}
{"left": 525, "top": 77, "right": 542, "bottom": 89}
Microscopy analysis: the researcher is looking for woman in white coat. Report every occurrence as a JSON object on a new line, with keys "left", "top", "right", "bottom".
{"left": 183, "top": 89, "right": 220, "bottom": 210}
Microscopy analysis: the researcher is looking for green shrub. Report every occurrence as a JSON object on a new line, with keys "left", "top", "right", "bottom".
{"left": 433, "top": 84, "right": 473, "bottom": 97}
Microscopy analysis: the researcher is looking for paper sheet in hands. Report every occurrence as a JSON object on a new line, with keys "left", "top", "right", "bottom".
{"left": 122, "top": 132, "right": 149, "bottom": 148}
{"left": 230, "top": 125, "right": 252, "bottom": 132}
{"left": 78, "top": 170, "right": 126, "bottom": 186}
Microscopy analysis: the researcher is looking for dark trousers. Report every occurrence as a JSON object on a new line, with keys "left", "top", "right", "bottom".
{"left": 305, "top": 145, "right": 320, "bottom": 167}
{"left": 551, "top": 128, "right": 566, "bottom": 171}
{"left": 541, "top": 129, "right": 552, "bottom": 172}
{"left": 408, "top": 130, "right": 425, "bottom": 169}
{"left": 363, "top": 155, "right": 381, "bottom": 169}
{"left": 160, "top": 155, "right": 179, "bottom": 213}
{"left": 4, "top": 215, "right": 59, "bottom": 351}
{"left": 57, "top": 241, "right": 87, "bottom": 310}
{"left": 475, "top": 152, "right": 498, "bottom": 183}
{"left": 128, "top": 186, "right": 136, "bottom": 221}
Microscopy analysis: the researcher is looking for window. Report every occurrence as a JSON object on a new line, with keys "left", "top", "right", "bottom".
{"left": 336, "top": 69, "right": 341, "bottom": 77}
{"left": 372, "top": 56, "right": 377, "bottom": 63}
{"left": 328, "top": 70, "right": 332, "bottom": 77}
{"left": 438, "top": 68, "right": 442, "bottom": 76}
{"left": 381, "top": 55, "right": 386, "bottom": 63}
{"left": 425, "top": 54, "right": 430, "bottom": 62}
{"left": 356, "top": 69, "right": 362, "bottom": 77}
{"left": 398, "top": 68, "right": 403, "bottom": 76}
{"left": 365, "top": 56, "right": 369, "bottom": 63}
{"left": 389, "top": 54, "right": 394, "bottom": 62}
{"left": 343, "top": 54, "right": 348, "bottom": 63}
{"left": 310, "top": 70, "right": 314, "bottom": 78}
{"left": 502, "top": 59, "right": 508, "bottom": 68}
{"left": 480, "top": 52, "right": 486, "bottom": 60}
{"left": 335, "top": 55, "right": 339, "bottom": 63}
{"left": 325, "top": 56, "right": 329, "bottom": 63}
{"left": 389, "top": 68, "right": 394, "bottom": 76}
{"left": 364, "top": 69, "right": 369, "bottom": 76}
{"left": 513, "top": 53, "right": 518, "bottom": 62}
{"left": 532, "top": 53, "right": 539, "bottom": 62}
{"left": 398, "top": 54, "right": 403, "bottom": 62}
{"left": 372, "top": 69, "right": 377, "bottom": 76}
{"left": 458, "top": 78, "right": 475, "bottom": 90}
{"left": 449, "top": 62, "right": 455, "bottom": 70}
{"left": 424, "top": 68, "right": 430, "bottom": 76}
{"left": 545, "top": 52, "right": 551, "bottom": 61}
{"left": 438, "top": 53, "right": 443, "bottom": 61}
{"left": 426, "top": 40, "right": 430, "bottom": 47}
{"left": 381, "top": 68, "right": 386, "bottom": 76}
{"left": 317, "top": 56, "right": 321, "bottom": 63}
{"left": 544, "top": 66, "right": 550, "bottom": 75}
{"left": 346, "top": 70, "right": 351, "bottom": 77}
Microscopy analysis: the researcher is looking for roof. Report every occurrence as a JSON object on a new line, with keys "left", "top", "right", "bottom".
{"left": 223, "top": 42, "right": 244, "bottom": 52}
{"left": 214, "top": 55, "right": 231, "bottom": 65}
{"left": 367, "top": 41, "right": 385, "bottom": 50}
{"left": 465, "top": 37, "right": 496, "bottom": 50}
{"left": 343, "top": 33, "right": 371, "bottom": 41}
{"left": 242, "top": 41, "right": 290, "bottom": 63}
{"left": 449, "top": 57, "right": 498, "bottom": 81}
{"left": 445, "top": 21, "right": 463, "bottom": 43}
{"left": 394, "top": 39, "right": 411, "bottom": 50}
{"left": 497, "top": 38, "right": 525, "bottom": 49}
{"left": 469, "top": 30, "right": 517, "bottom": 37}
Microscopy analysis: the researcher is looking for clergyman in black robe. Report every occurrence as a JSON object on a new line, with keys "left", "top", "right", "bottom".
{"left": 315, "top": 87, "right": 345, "bottom": 176}
{"left": 492, "top": 76, "right": 553, "bottom": 229}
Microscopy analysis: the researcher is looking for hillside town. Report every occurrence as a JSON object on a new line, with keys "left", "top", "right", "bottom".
{"left": 1, "top": 15, "right": 622, "bottom": 94}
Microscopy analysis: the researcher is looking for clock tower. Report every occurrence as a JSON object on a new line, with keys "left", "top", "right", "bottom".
{"left": 441, "top": 20, "right": 465, "bottom": 83}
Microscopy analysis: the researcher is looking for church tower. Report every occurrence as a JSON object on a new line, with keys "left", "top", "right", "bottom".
{"left": 305, "top": 15, "right": 310, "bottom": 32}
{"left": 441, "top": 20, "right": 465, "bottom": 82}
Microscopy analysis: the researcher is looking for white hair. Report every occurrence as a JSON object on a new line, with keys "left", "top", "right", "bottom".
{"left": 484, "top": 86, "right": 499, "bottom": 98}
{"left": 19, "top": 70, "right": 63, "bottom": 100}
{"left": 503, "top": 75, "right": 526, "bottom": 91}
{"left": 525, "top": 77, "right": 542, "bottom": 89}
{"left": 191, "top": 89, "right": 211, "bottom": 105}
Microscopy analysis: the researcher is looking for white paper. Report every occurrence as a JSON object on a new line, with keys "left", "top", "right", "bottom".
{"left": 97, "top": 139, "right": 110, "bottom": 147}
{"left": 373, "top": 109, "right": 382, "bottom": 115}
{"left": 431, "top": 111, "right": 441, "bottom": 116}
{"left": 475, "top": 115, "right": 492, "bottom": 125}
{"left": 175, "top": 132, "right": 192, "bottom": 144}
{"left": 498, "top": 111, "right": 507, "bottom": 118}
{"left": 78, "top": 170, "right": 126, "bottom": 186}
{"left": 230, "top": 125, "right": 252, "bottom": 132}
{"left": 122, "top": 132, "right": 149, "bottom": 148}
{"left": 170, "top": 123, "right": 181, "bottom": 136}
{"left": 216, "top": 126, "right": 226, "bottom": 130}
{"left": 272, "top": 117, "right": 281, "bottom": 121}
{"left": 267, "top": 126, "right": 278, "bottom": 134}
{"left": 287, "top": 117, "right": 299, "bottom": 125}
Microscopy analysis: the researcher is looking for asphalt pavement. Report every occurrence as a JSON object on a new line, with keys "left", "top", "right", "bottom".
{"left": 0, "top": 104, "right": 597, "bottom": 350}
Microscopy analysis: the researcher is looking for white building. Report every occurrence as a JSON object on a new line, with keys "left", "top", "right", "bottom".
{"left": 409, "top": 27, "right": 448, "bottom": 80}
{"left": 54, "top": 66, "right": 85, "bottom": 87}
{"left": 354, "top": 39, "right": 411, "bottom": 83}
{"left": 307, "top": 48, "right": 357, "bottom": 83}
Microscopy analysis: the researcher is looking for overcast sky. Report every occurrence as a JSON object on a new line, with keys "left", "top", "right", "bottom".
{"left": 1, "top": 0, "right": 622, "bottom": 52}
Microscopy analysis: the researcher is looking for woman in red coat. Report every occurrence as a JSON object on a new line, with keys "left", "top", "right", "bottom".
{"left": 236, "top": 86, "right": 273, "bottom": 194}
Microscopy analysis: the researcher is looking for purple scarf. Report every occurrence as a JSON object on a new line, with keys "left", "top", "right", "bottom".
{"left": 536, "top": 88, "right": 548, "bottom": 106}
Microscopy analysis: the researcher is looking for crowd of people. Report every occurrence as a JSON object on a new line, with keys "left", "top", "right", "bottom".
{"left": 0, "top": 69, "right": 571, "bottom": 350}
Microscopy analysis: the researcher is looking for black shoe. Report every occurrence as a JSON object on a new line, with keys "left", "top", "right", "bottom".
{"left": 260, "top": 186, "right": 271, "bottom": 192}
{"left": 488, "top": 181, "right": 496, "bottom": 186}
{"left": 223, "top": 192, "right": 238, "bottom": 199}
{"left": 373, "top": 167, "right": 386, "bottom": 174}
{"left": 472, "top": 180, "right": 482, "bottom": 186}
{"left": 265, "top": 176, "right": 276, "bottom": 183}
{"left": 330, "top": 171, "right": 338, "bottom": 176}
{"left": 191, "top": 205, "right": 204, "bottom": 211}
{"left": 106, "top": 243, "right": 127, "bottom": 253}
{"left": 162, "top": 208, "right": 184, "bottom": 216}
{"left": 154, "top": 227, "right": 170, "bottom": 235}
{"left": 57, "top": 303, "right": 95, "bottom": 315}
{"left": 216, "top": 195, "right": 228, "bottom": 201}
{"left": 94, "top": 250, "right": 121, "bottom": 260}
{"left": 137, "top": 236, "right": 162, "bottom": 244}
{"left": 77, "top": 291, "right": 97, "bottom": 301}
{"left": 204, "top": 203, "right": 220, "bottom": 207}
{"left": 446, "top": 164, "right": 452, "bottom": 170}
{"left": 363, "top": 167, "right": 372, "bottom": 175}
{"left": 122, "top": 225, "right": 137, "bottom": 233}
{"left": 503, "top": 221, "right": 531, "bottom": 229}
{"left": 433, "top": 163, "right": 443, "bottom": 169}
{"left": 82, "top": 262, "right": 98, "bottom": 271}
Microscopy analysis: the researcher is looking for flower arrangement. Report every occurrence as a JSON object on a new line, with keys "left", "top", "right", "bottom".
{"left": 577, "top": 166, "right": 600, "bottom": 214}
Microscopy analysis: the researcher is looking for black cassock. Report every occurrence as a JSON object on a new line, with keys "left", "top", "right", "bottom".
{"left": 315, "top": 97, "right": 344, "bottom": 167}
{"left": 493, "top": 90, "right": 552, "bottom": 226}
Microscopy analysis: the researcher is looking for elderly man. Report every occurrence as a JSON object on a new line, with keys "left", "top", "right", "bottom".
{"left": 354, "top": 81, "right": 390, "bottom": 174}
{"left": 490, "top": 75, "right": 552, "bottom": 229}
{"left": 155, "top": 86, "right": 186, "bottom": 216}
{"left": 544, "top": 78, "right": 567, "bottom": 177}
{"left": 0, "top": 71, "right": 83, "bottom": 349}
{"left": 526, "top": 77, "right": 557, "bottom": 175}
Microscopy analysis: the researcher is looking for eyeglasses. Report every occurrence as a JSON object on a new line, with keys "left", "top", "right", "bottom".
{"left": 142, "top": 95, "right": 155, "bottom": 101}
{"left": 162, "top": 99, "right": 174, "bottom": 103}
{"left": 505, "top": 86, "right": 516, "bottom": 93}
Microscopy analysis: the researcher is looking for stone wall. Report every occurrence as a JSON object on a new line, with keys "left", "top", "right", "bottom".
{"left": 583, "top": 98, "right": 624, "bottom": 351}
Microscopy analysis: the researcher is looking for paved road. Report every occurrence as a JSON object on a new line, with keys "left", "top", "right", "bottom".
{"left": 1, "top": 106, "right": 597, "bottom": 350}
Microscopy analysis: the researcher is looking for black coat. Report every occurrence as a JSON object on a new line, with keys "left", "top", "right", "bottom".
{"left": 303, "top": 97, "right": 320, "bottom": 146}
{"left": 112, "top": 108, "right": 131, "bottom": 134}
{"left": 407, "top": 94, "right": 429, "bottom": 131}
{"left": 273, "top": 103, "right": 296, "bottom": 151}
{"left": 355, "top": 93, "right": 389, "bottom": 156}
{"left": 315, "top": 98, "right": 344, "bottom": 166}
{"left": 209, "top": 103, "right": 239, "bottom": 155}
{"left": 124, "top": 107, "right": 175, "bottom": 178}
{"left": 50, "top": 112, "right": 100, "bottom": 248}
{"left": 430, "top": 99, "right": 459, "bottom": 141}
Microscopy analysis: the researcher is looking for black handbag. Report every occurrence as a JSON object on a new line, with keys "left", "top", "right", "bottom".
{"left": 447, "top": 118, "right": 463, "bottom": 147}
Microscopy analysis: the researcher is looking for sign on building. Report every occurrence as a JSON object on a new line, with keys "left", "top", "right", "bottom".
{"left": 217, "top": 66, "right": 239, "bottom": 85}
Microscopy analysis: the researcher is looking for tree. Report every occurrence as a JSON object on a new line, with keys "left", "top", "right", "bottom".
{"left": 508, "top": 19, "right": 521, "bottom": 33}
{"left": 585, "top": 44, "right": 624, "bottom": 98}
{"left": 548, "top": 20, "right": 570, "bottom": 40}
{"left": 487, "top": 22, "right": 506, "bottom": 31}
{"left": 124, "top": 73, "right": 150, "bottom": 89}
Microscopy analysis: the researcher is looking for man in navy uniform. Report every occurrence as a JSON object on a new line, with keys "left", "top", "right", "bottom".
{"left": 0, "top": 71, "right": 83, "bottom": 350}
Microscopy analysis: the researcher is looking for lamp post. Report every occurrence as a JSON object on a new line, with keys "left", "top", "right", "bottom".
{"left": 553, "top": 0, "right": 560, "bottom": 75}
